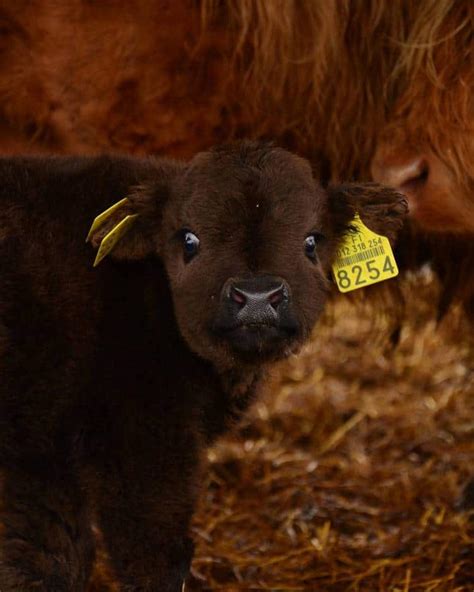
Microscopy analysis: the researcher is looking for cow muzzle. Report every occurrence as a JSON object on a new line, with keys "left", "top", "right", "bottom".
{"left": 213, "top": 275, "right": 300, "bottom": 356}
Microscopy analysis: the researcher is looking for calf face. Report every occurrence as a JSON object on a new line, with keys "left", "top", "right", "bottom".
{"left": 90, "top": 142, "right": 407, "bottom": 370}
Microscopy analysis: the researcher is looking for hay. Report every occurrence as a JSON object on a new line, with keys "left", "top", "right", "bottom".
{"left": 90, "top": 276, "right": 473, "bottom": 591}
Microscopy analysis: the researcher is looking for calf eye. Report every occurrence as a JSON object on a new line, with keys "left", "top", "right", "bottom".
{"left": 183, "top": 230, "right": 200, "bottom": 261}
{"left": 304, "top": 233, "right": 324, "bottom": 260}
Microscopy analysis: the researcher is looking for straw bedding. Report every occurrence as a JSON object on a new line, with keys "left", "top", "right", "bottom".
{"left": 89, "top": 276, "right": 473, "bottom": 591}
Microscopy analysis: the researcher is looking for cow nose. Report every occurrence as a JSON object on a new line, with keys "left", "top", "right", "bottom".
{"left": 371, "top": 155, "right": 429, "bottom": 196}
{"left": 227, "top": 277, "right": 289, "bottom": 324}
{"left": 371, "top": 153, "right": 430, "bottom": 218}
{"left": 230, "top": 283, "right": 285, "bottom": 310}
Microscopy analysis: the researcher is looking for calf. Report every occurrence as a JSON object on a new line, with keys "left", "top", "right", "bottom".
{"left": 0, "top": 142, "right": 406, "bottom": 591}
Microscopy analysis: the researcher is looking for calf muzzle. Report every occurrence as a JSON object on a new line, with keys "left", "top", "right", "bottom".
{"left": 213, "top": 276, "right": 298, "bottom": 355}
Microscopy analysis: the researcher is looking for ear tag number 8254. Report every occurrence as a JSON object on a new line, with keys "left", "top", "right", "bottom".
{"left": 332, "top": 214, "right": 398, "bottom": 293}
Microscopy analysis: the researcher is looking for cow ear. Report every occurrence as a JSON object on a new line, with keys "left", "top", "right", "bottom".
{"left": 87, "top": 161, "right": 182, "bottom": 265}
{"left": 327, "top": 182, "right": 408, "bottom": 245}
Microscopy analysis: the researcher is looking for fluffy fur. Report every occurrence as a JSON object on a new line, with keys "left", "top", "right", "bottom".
{"left": 0, "top": 142, "right": 406, "bottom": 591}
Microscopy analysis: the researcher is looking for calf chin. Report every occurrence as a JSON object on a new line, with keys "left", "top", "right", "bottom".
{"left": 220, "top": 323, "right": 299, "bottom": 358}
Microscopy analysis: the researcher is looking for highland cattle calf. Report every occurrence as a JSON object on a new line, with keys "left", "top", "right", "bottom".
{"left": 0, "top": 142, "right": 406, "bottom": 591}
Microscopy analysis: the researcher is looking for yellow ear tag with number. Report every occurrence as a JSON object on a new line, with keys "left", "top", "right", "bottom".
{"left": 93, "top": 214, "right": 139, "bottom": 267}
{"left": 332, "top": 214, "right": 398, "bottom": 293}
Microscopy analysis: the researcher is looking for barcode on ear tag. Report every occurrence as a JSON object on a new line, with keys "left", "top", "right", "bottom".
{"left": 332, "top": 214, "right": 398, "bottom": 293}
{"left": 86, "top": 198, "right": 130, "bottom": 243}
{"left": 93, "top": 214, "right": 139, "bottom": 267}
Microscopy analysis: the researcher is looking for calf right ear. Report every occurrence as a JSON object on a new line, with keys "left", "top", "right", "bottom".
{"left": 327, "top": 182, "right": 408, "bottom": 245}
{"left": 87, "top": 160, "right": 183, "bottom": 265}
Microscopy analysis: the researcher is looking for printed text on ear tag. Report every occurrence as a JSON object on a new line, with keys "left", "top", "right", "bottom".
{"left": 332, "top": 214, "right": 398, "bottom": 293}
{"left": 93, "top": 214, "right": 138, "bottom": 267}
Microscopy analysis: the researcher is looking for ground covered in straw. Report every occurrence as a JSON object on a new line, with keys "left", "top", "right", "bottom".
{"left": 90, "top": 278, "right": 473, "bottom": 591}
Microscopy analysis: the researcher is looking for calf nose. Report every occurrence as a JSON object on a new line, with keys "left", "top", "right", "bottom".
{"left": 227, "top": 277, "right": 288, "bottom": 324}
{"left": 230, "top": 283, "right": 285, "bottom": 309}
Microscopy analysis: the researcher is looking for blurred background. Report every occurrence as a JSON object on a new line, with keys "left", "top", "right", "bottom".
{"left": 0, "top": 1, "right": 472, "bottom": 589}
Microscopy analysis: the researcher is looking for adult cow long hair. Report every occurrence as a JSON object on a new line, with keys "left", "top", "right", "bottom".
{"left": 203, "top": 0, "right": 472, "bottom": 177}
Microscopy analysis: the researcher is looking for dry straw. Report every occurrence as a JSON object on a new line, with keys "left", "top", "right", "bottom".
{"left": 90, "top": 274, "right": 473, "bottom": 591}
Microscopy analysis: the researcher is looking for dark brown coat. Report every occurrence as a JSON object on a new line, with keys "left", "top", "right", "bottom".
{"left": 0, "top": 142, "right": 406, "bottom": 591}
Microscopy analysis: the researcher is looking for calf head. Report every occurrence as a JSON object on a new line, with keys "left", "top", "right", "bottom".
{"left": 90, "top": 142, "right": 407, "bottom": 370}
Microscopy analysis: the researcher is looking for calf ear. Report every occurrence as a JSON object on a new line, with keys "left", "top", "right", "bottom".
{"left": 327, "top": 182, "right": 408, "bottom": 244}
{"left": 87, "top": 161, "right": 182, "bottom": 265}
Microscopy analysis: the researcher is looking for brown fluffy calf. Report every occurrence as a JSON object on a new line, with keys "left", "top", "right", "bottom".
{"left": 0, "top": 142, "right": 406, "bottom": 591}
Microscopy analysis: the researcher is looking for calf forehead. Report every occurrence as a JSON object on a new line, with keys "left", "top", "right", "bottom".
{"left": 180, "top": 150, "right": 322, "bottom": 235}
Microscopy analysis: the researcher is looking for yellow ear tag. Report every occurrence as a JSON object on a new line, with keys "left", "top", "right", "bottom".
{"left": 93, "top": 214, "right": 138, "bottom": 267}
{"left": 332, "top": 214, "right": 398, "bottom": 293}
{"left": 86, "top": 197, "right": 130, "bottom": 243}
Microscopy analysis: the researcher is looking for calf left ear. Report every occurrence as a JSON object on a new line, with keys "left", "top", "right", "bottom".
{"left": 87, "top": 161, "right": 183, "bottom": 265}
{"left": 327, "top": 182, "right": 408, "bottom": 244}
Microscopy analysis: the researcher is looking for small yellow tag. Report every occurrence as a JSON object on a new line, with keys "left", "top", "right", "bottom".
{"left": 332, "top": 214, "right": 398, "bottom": 293}
{"left": 86, "top": 198, "right": 130, "bottom": 243}
{"left": 93, "top": 214, "right": 138, "bottom": 267}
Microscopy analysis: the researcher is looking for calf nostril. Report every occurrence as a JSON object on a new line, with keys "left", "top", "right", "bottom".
{"left": 268, "top": 285, "right": 285, "bottom": 309}
{"left": 226, "top": 279, "right": 288, "bottom": 314}
{"left": 230, "top": 286, "right": 247, "bottom": 307}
